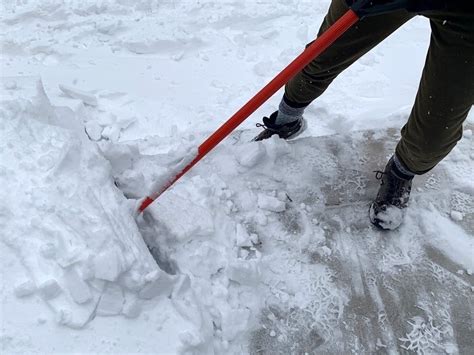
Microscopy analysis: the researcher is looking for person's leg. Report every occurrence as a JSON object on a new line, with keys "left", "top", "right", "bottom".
{"left": 256, "top": 0, "right": 414, "bottom": 141}
{"left": 395, "top": 15, "right": 474, "bottom": 173}
{"left": 371, "top": 13, "right": 474, "bottom": 230}
{"left": 283, "top": 0, "right": 414, "bottom": 109}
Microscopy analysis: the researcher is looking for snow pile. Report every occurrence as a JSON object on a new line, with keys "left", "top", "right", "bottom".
{"left": 0, "top": 81, "right": 173, "bottom": 328}
{"left": 137, "top": 173, "right": 267, "bottom": 352}
{"left": 0, "top": 79, "right": 269, "bottom": 353}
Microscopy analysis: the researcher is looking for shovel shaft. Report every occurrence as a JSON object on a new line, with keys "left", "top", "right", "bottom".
{"left": 139, "top": 9, "right": 359, "bottom": 213}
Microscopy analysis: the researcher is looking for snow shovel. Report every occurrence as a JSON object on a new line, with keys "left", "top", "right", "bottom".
{"left": 138, "top": 0, "right": 407, "bottom": 213}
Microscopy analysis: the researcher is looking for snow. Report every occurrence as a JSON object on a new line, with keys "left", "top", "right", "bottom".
{"left": 38, "top": 279, "right": 62, "bottom": 300}
{"left": 369, "top": 204, "right": 404, "bottom": 230}
{"left": 450, "top": 210, "right": 464, "bottom": 222}
{"left": 59, "top": 84, "right": 98, "bottom": 107}
{"left": 236, "top": 142, "right": 267, "bottom": 168}
{"left": 13, "top": 280, "right": 36, "bottom": 298}
{"left": 1, "top": 1, "right": 473, "bottom": 354}
{"left": 63, "top": 267, "right": 93, "bottom": 304}
{"left": 257, "top": 194, "right": 286, "bottom": 213}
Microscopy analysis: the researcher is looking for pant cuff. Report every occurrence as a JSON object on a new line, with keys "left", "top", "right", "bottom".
{"left": 282, "top": 94, "right": 311, "bottom": 109}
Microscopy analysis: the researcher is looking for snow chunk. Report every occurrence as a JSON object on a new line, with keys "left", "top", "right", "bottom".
{"left": 138, "top": 270, "right": 176, "bottom": 300}
{"left": 369, "top": 205, "right": 403, "bottom": 230}
{"left": 57, "top": 309, "right": 73, "bottom": 326}
{"left": 227, "top": 260, "right": 261, "bottom": 286}
{"left": 179, "top": 330, "right": 204, "bottom": 349}
{"left": 59, "top": 84, "right": 98, "bottom": 106}
{"left": 64, "top": 268, "right": 92, "bottom": 304}
{"left": 187, "top": 245, "right": 225, "bottom": 279}
{"left": 450, "top": 210, "right": 463, "bottom": 222}
{"left": 14, "top": 280, "right": 36, "bottom": 298}
{"left": 147, "top": 146, "right": 198, "bottom": 198}
{"left": 85, "top": 121, "right": 103, "bottom": 141}
{"left": 150, "top": 192, "right": 214, "bottom": 241}
{"left": 94, "top": 249, "right": 123, "bottom": 282}
{"left": 234, "top": 223, "right": 257, "bottom": 247}
{"left": 40, "top": 242, "right": 56, "bottom": 259}
{"left": 235, "top": 190, "right": 257, "bottom": 211}
{"left": 38, "top": 279, "right": 62, "bottom": 300}
{"left": 122, "top": 299, "right": 142, "bottom": 319}
{"left": 57, "top": 247, "right": 84, "bottom": 268}
{"left": 101, "top": 125, "right": 121, "bottom": 141}
{"left": 257, "top": 194, "right": 286, "bottom": 212}
{"left": 236, "top": 142, "right": 266, "bottom": 168}
{"left": 96, "top": 284, "right": 124, "bottom": 316}
{"left": 172, "top": 275, "right": 191, "bottom": 299}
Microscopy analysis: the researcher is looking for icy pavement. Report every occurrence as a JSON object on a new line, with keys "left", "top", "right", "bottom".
{"left": 236, "top": 132, "right": 474, "bottom": 354}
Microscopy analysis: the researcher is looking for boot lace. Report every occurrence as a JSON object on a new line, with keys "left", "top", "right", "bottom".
{"left": 256, "top": 122, "right": 280, "bottom": 133}
{"left": 374, "top": 170, "right": 386, "bottom": 185}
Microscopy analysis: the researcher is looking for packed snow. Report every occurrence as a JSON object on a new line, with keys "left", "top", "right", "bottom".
{"left": 369, "top": 204, "right": 404, "bottom": 230}
{"left": 1, "top": 1, "right": 473, "bottom": 354}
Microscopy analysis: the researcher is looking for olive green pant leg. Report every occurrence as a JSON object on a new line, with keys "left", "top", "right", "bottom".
{"left": 395, "top": 16, "right": 474, "bottom": 174}
{"left": 285, "top": 0, "right": 414, "bottom": 105}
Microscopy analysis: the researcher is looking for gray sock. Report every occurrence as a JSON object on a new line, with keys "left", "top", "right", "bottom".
{"left": 275, "top": 98, "right": 306, "bottom": 125}
{"left": 393, "top": 154, "right": 415, "bottom": 177}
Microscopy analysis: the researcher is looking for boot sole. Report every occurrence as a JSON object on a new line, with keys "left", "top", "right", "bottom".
{"left": 285, "top": 118, "right": 307, "bottom": 141}
{"left": 252, "top": 118, "right": 307, "bottom": 142}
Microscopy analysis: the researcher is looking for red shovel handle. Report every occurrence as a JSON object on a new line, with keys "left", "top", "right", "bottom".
{"left": 139, "top": 9, "right": 359, "bottom": 213}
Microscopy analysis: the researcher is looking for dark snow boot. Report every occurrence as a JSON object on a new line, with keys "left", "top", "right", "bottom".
{"left": 253, "top": 111, "right": 305, "bottom": 141}
{"left": 369, "top": 157, "right": 413, "bottom": 230}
